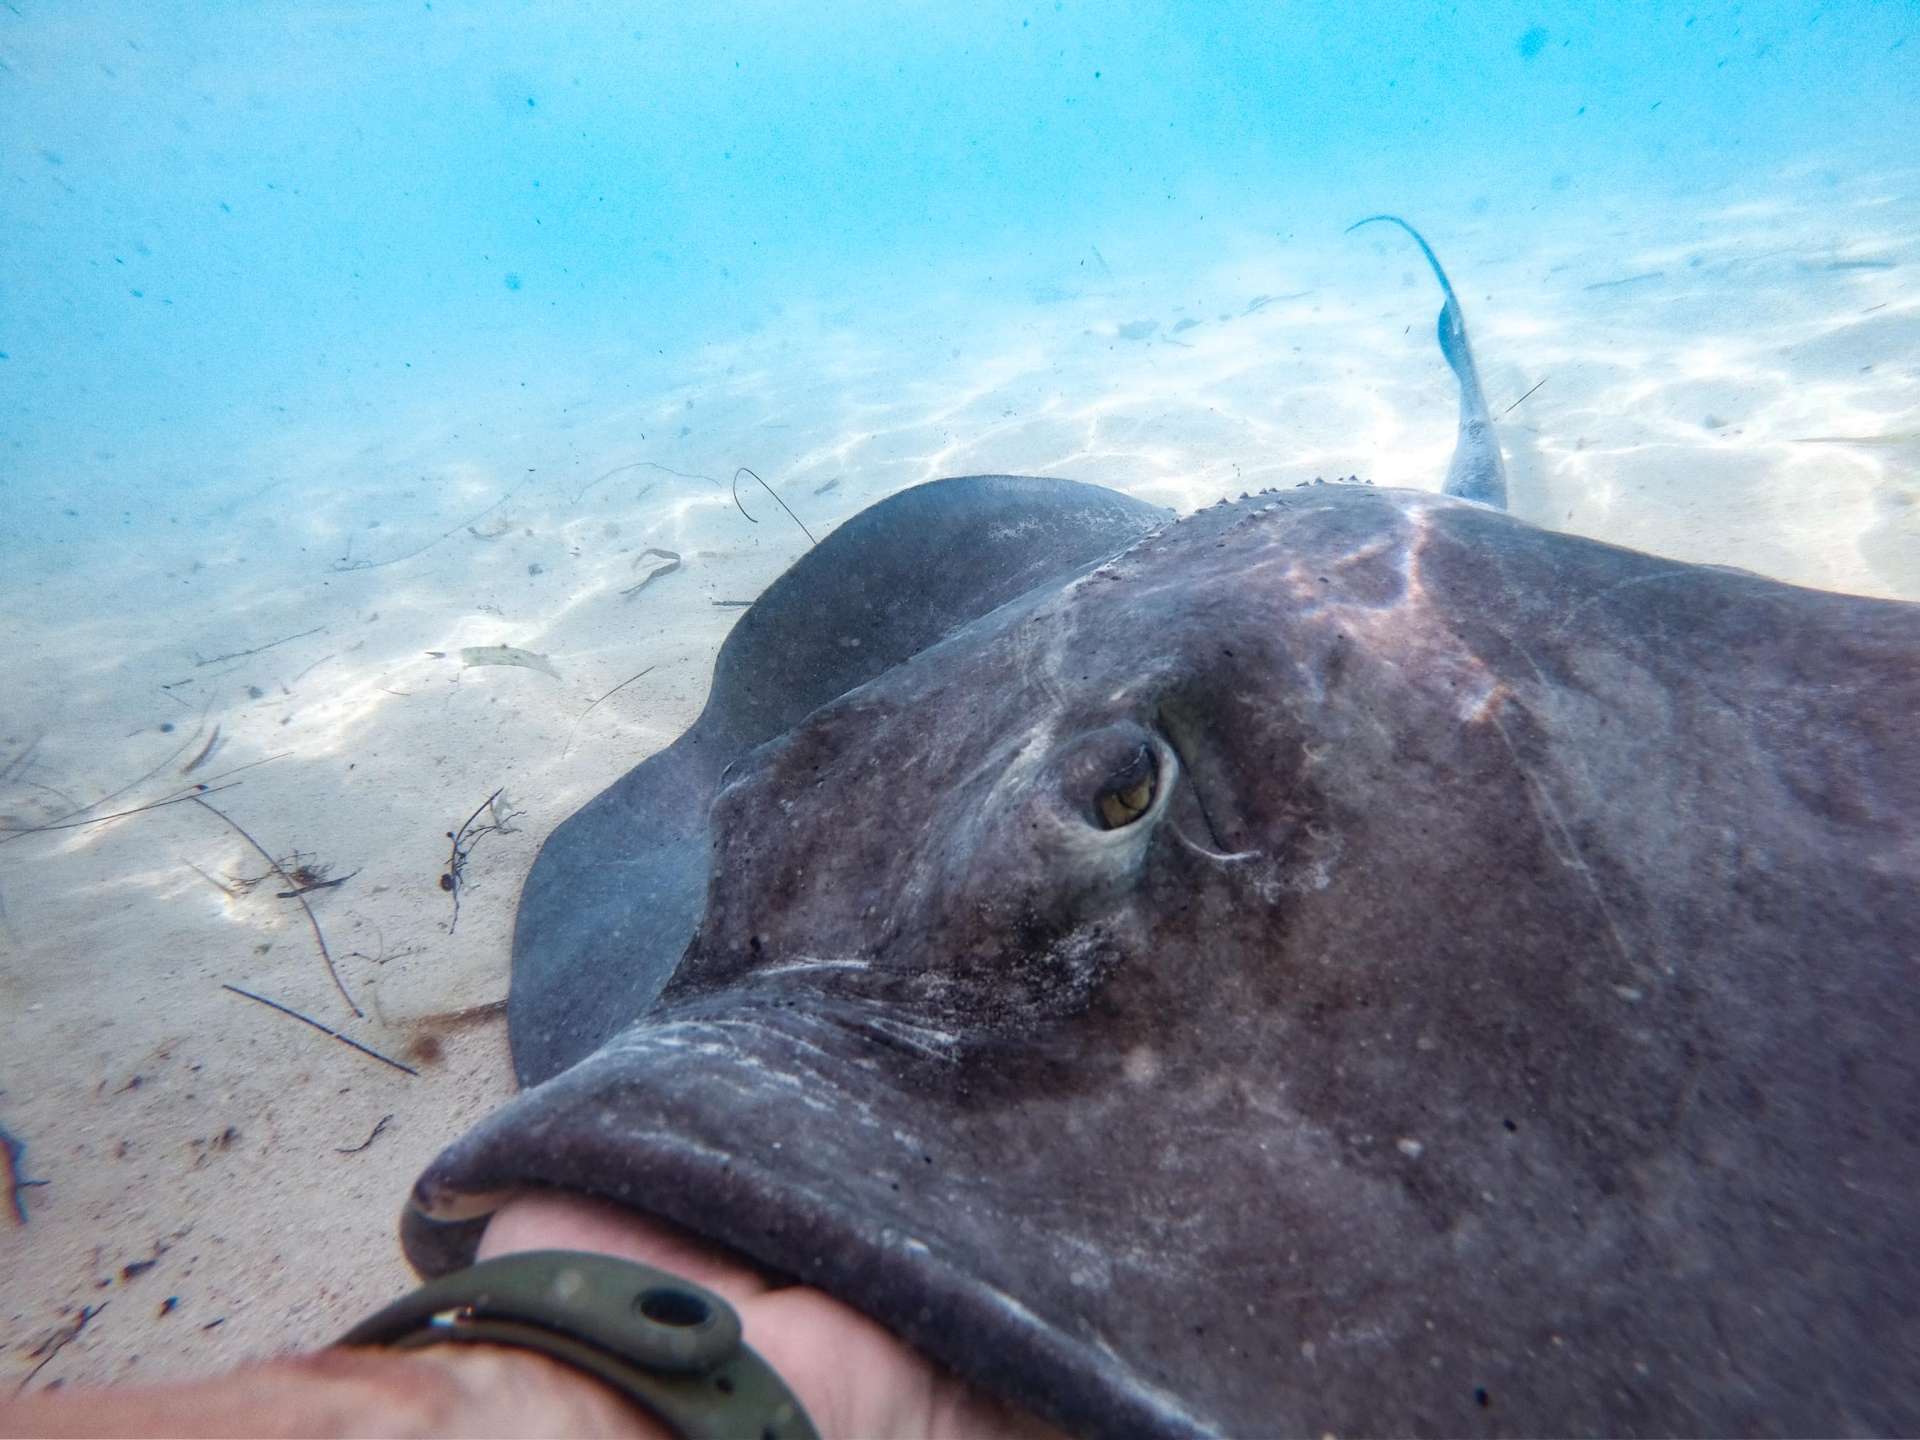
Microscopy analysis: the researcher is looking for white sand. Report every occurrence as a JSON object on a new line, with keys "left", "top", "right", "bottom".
{"left": 4, "top": 167, "right": 1916, "bottom": 1390}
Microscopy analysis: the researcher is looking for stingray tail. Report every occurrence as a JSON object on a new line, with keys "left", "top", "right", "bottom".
{"left": 1348, "top": 214, "right": 1509, "bottom": 510}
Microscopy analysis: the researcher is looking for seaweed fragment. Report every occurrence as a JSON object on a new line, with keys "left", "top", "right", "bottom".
{"left": 731, "top": 466, "right": 818, "bottom": 546}
{"left": 458, "top": 645, "right": 560, "bottom": 679}
{"left": 336, "top": 1114, "right": 394, "bottom": 1154}
{"left": 441, "top": 789, "right": 521, "bottom": 932}
{"left": 274, "top": 870, "right": 355, "bottom": 898}
{"left": 621, "top": 548, "right": 682, "bottom": 598}
{"left": 227, "top": 851, "right": 354, "bottom": 898}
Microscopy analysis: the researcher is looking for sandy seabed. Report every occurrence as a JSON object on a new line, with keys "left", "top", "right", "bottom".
{"left": 3, "top": 162, "right": 1916, "bottom": 1392}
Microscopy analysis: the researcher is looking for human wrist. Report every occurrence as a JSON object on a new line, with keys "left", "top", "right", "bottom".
{"left": 0, "top": 1344, "right": 669, "bottom": 1440}
{"left": 317, "top": 1342, "right": 672, "bottom": 1439}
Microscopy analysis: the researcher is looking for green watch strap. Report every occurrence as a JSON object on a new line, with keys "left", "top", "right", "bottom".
{"left": 337, "top": 1250, "right": 819, "bottom": 1440}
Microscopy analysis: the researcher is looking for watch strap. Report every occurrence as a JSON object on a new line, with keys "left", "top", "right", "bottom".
{"left": 338, "top": 1249, "right": 818, "bottom": 1440}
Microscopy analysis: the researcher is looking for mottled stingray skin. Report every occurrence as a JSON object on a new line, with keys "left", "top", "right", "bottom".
{"left": 408, "top": 478, "right": 1920, "bottom": 1437}
{"left": 508, "top": 474, "right": 1170, "bottom": 1084}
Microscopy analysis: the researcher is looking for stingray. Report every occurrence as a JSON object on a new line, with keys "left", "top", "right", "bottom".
{"left": 402, "top": 222, "right": 1920, "bottom": 1436}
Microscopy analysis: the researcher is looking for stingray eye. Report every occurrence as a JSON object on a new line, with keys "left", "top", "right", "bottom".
{"left": 1095, "top": 745, "right": 1158, "bottom": 829}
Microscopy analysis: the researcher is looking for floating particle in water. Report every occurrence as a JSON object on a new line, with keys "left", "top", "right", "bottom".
{"left": 1517, "top": 25, "right": 1549, "bottom": 59}
{"left": 504, "top": 273, "right": 521, "bottom": 291}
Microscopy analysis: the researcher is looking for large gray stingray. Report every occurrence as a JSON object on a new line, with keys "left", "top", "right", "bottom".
{"left": 404, "top": 223, "right": 1920, "bottom": 1436}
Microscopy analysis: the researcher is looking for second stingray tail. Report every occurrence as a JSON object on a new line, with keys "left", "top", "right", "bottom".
{"left": 1348, "top": 214, "right": 1509, "bottom": 510}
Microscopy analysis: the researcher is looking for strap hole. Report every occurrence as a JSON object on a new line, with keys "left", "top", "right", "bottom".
{"left": 635, "top": 1286, "right": 712, "bottom": 1328}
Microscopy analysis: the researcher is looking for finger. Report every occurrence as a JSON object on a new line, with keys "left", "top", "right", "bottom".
{"left": 746, "top": 1289, "right": 1063, "bottom": 1440}
{"left": 744, "top": 1286, "right": 931, "bottom": 1438}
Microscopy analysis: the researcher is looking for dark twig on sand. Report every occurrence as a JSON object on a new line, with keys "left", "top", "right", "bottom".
{"left": 17, "top": 775, "right": 83, "bottom": 814}
{"left": 441, "top": 790, "right": 521, "bottom": 933}
{"left": 344, "top": 924, "right": 424, "bottom": 968}
{"left": 0, "top": 724, "right": 288, "bottom": 849}
{"left": 571, "top": 459, "right": 724, "bottom": 505}
{"left": 0, "top": 782, "right": 241, "bottom": 842}
{"left": 329, "top": 476, "right": 532, "bottom": 572}
{"left": 336, "top": 1114, "right": 394, "bottom": 1154}
{"left": 0, "top": 701, "right": 218, "bottom": 842}
{"left": 1581, "top": 271, "right": 1664, "bottom": 292}
{"left": 193, "top": 798, "right": 361, "bottom": 1018}
{"left": 16, "top": 1303, "right": 105, "bottom": 1393}
{"left": 192, "top": 627, "right": 325, "bottom": 668}
{"left": 565, "top": 666, "right": 656, "bottom": 756}
{"left": 1, "top": 736, "right": 42, "bottom": 788}
{"left": 731, "top": 467, "right": 818, "bottom": 546}
{"left": 220, "top": 985, "right": 417, "bottom": 1077}
{"left": 192, "top": 754, "right": 291, "bottom": 789}
{"left": 180, "top": 724, "right": 224, "bottom": 775}
{"left": 1503, "top": 376, "right": 1550, "bottom": 416}
{"left": 286, "top": 652, "right": 338, "bottom": 689}
{"left": 582, "top": 666, "right": 657, "bottom": 719}
{"left": 2, "top": 1122, "right": 50, "bottom": 1225}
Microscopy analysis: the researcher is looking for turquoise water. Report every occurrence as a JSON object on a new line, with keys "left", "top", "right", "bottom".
{"left": 5, "top": 2, "right": 1911, "bottom": 513}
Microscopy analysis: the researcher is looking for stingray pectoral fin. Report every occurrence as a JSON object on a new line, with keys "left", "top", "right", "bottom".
{"left": 1350, "top": 213, "right": 1509, "bottom": 510}
{"left": 507, "top": 726, "right": 721, "bottom": 1087}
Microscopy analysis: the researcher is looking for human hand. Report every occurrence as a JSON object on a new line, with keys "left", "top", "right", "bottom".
{"left": 0, "top": 1191, "right": 1056, "bottom": 1440}
{"left": 479, "top": 1190, "right": 1059, "bottom": 1440}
